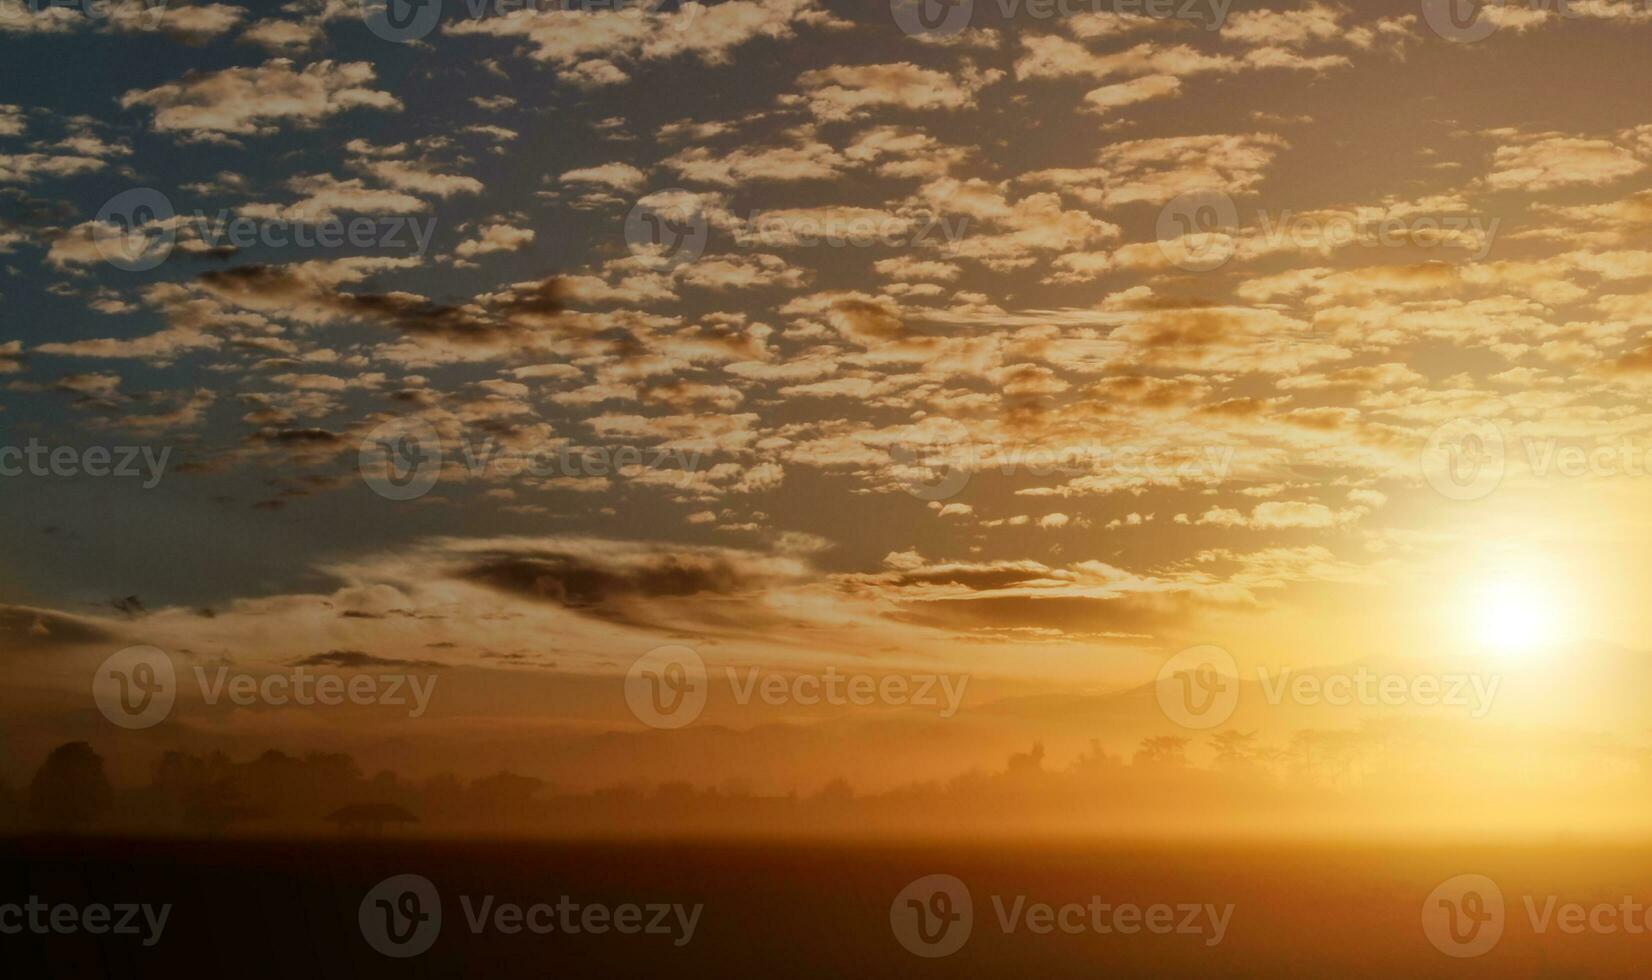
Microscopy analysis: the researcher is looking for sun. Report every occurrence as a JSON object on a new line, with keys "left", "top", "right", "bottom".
{"left": 1470, "top": 576, "right": 1562, "bottom": 657}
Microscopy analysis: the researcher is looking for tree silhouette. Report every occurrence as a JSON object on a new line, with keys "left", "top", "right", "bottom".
{"left": 1134, "top": 736, "right": 1189, "bottom": 768}
{"left": 1006, "top": 742, "right": 1046, "bottom": 778}
{"left": 28, "top": 742, "right": 113, "bottom": 831}
{"left": 1208, "top": 730, "right": 1258, "bottom": 772}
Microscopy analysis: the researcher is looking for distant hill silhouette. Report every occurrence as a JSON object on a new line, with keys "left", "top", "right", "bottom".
{"left": 8, "top": 717, "right": 1652, "bottom": 839}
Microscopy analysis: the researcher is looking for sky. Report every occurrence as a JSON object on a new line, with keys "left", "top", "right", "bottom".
{"left": 7, "top": 0, "right": 1652, "bottom": 798}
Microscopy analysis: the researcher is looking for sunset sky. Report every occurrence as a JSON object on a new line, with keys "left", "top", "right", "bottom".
{"left": 6, "top": 0, "right": 1652, "bottom": 797}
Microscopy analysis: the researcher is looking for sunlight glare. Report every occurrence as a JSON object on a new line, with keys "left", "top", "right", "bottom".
{"left": 1472, "top": 576, "right": 1561, "bottom": 657}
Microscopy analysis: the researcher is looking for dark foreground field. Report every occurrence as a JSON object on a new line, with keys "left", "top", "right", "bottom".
{"left": 1, "top": 836, "right": 1650, "bottom": 977}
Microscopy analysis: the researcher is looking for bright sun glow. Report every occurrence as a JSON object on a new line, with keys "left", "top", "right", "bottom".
{"left": 1472, "top": 577, "right": 1562, "bottom": 657}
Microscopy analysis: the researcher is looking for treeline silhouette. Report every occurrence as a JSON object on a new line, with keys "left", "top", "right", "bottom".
{"left": 6, "top": 721, "right": 1651, "bottom": 837}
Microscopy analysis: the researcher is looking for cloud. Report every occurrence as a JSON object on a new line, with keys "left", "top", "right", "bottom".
{"left": 237, "top": 173, "right": 430, "bottom": 222}
{"left": 1083, "top": 74, "right": 1181, "bottom": 113}
{"left": 559, "top": 162, "right": 647, "bottom": 192}
{"left": 1197, "top": 501, "right": 1358, "bottom": 529}
{"left": 445, "top": 0, "right": 835, "bottom": 70}
{"left": 664, "top": 141, "right": 845, "bottom": 184}
{"left": 0, "top": 152, "right": 107, "bottom": 183}
{"left": 120, "top": 59, "right": 400, "bottom": 138}
{"left": 454, "top": 223, "right": 536, "bottom": 260}
{"left": 290, "top": 650, "right": 443, "bottom": 669}
{"left": 424, "top": 536, "right": 811, "bottom": 632}
{"left": 0, "top": 605, "right": 115, "bottom": 653}
{"left": 1024, "top": 133, "right": 1286, "bottom": 208}
{"left": 0, "top": 0, "right": 244, "bottom": 40}
{"left": 361, "top": 160, "right": 483, "bottom": 197}
{"left": 794, "top": 62, "right": 1002, "bottom": 121}
{"left": 239, "top": 17, "right": 322, "bottom": 52}
{"left": 1486, "top": 134, "right": 1645, "bottom": 192}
